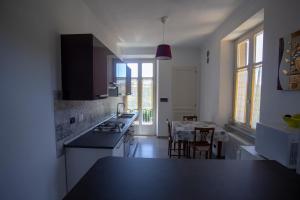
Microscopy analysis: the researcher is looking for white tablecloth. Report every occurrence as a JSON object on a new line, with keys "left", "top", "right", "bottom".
{"left": 171, "top": 121, "right": 229, "bottom": 142}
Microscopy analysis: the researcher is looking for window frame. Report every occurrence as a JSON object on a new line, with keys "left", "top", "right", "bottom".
{"left": 233, "top": 24, "right": 264, "bottom": 130}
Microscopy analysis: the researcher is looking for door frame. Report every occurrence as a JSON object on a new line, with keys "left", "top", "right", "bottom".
{"left": 124, "top": 58, "right": 157, "bottom": 136}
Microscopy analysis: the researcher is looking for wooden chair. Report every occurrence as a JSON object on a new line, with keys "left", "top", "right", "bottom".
{"left": 166, "top": 119, "right": 173, "bottom": 157}
{"left": 189, "top": 128, "right": 214, "bottom": 159}
{"left": 183, "top": 115, "right": 197, "bottom": 121}
{"left": 166, "top": 119, "right": 188, "bottom": 158}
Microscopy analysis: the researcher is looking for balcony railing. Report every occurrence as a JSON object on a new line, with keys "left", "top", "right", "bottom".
{"left": 127, "top": 108, "right": 153, "bottom": 124}
{"left": 142, "top": 109, "right": 153, "bottom": 123}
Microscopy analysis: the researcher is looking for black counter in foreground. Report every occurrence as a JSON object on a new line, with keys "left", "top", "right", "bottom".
{"left": 64, "top": 157, "right": 300, "bottom": 200}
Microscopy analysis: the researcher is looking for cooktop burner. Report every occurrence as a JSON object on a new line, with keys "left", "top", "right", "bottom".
{"left": 94, "top": 120, "right": 125, "bottom": 133}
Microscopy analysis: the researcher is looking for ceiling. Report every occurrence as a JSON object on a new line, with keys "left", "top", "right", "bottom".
{"left": 83, "top": 0, "right": 245, "bottom": 48}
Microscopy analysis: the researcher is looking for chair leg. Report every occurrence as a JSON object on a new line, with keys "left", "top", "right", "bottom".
{"left": 193, "top": 146, "right": 196, "bottom": 159}
{"left": 183, "top": 142, "right": 187, "bottom": 157}
{"left": 168, "top": 141, "right": 171, "bottom": 158}
{"left": 178, "top": 141, "right": 181, "bottom": 158}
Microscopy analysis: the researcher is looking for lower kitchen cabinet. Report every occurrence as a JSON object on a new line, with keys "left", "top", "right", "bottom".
{"left": 112, "top": 137, "right": 124, "bottom": 157}
{"left": 65, "top": 136, "right": 125, "bottom": 191}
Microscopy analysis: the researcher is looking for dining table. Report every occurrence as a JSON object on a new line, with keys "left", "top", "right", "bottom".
{"left": 171, "top": 121, "right": 230, "bottom": 158}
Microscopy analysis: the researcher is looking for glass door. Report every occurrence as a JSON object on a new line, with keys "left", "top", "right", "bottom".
{"left": 125, "top": 60, "right": 156, "bottom": 135}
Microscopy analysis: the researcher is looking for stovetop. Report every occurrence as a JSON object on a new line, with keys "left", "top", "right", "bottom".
{"left": 94, "top": 120, "right": 126, "bottom": 133}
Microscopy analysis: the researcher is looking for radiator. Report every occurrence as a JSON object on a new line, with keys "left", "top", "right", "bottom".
{"left": 224, "top": 132, "right": 252, "bottom": 160}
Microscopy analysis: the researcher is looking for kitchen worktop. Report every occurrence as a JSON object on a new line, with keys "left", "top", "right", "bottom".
{"left": 64, "top": 157, "right": 300, "bottom": 200}
{"left": 64, "top": 112, "right": 138, "bottom": 149}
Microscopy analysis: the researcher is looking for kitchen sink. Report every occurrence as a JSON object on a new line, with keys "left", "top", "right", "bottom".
{"left": 118, "top": 113, "right": 135, "bottom": 118}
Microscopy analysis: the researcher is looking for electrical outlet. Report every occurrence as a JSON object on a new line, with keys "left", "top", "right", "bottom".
{"left": 70, "top": 117, "right": 75, "bottom": 124}
{"left": 79, "top": 113, "right": 84, "bottom": 122}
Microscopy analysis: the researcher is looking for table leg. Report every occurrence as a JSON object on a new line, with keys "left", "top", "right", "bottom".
{"left": 178, "top": 141, "right": 181, "bottom": 158}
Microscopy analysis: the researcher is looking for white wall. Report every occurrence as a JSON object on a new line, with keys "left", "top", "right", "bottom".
{"left": 260, "top": 0, "right": 300, "bottom": 125}
{"left": 157, "top": 48, "right": 201, "bottom": 136}
{"left": 199, "top": 0, "right": 300, "bottom": 127}
{"left": 121, "top": 47, "right": 201, "bottom": 136}
{"left": 0, "top": 0, "right": 119, "bottom": 199}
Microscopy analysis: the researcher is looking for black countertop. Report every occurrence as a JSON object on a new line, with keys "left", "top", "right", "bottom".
{"left": 64, "top": 157, "right": 300, "bottom": 200}
{"left": 64, "top": 113, "right": 138, "bottom": 149}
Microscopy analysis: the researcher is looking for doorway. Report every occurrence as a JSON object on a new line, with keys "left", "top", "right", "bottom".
{"left": 124, "top": 59, "right": 156, "bottom": 136}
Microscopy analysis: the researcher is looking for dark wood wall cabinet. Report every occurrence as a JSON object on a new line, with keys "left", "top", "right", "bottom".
{"left": 61, "top": 34, "right": 114, "bottom": 100}
{"left": 111, "top": 58, "right": 132, "bottom": 96}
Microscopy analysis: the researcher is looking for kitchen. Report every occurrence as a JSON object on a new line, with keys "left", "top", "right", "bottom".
{"left": 1, "top": 0, "right": 300, "bottom": 200}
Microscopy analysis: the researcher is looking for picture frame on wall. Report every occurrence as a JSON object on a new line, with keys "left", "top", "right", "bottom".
{"left": 277, "top": 30, "right": 300, "bottom": 90}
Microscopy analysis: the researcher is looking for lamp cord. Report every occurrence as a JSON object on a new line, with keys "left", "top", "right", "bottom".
{"left": 162, "top": 22, "right": 165, "bottom": 43}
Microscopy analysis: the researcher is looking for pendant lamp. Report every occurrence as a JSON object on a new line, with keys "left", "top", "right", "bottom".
{"left": 156, "top": 16, "right": 172, "bottom": 60}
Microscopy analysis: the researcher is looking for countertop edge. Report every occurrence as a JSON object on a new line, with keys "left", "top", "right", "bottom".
{"left": 63, "top": 112, "right": 138, "bottom": 149}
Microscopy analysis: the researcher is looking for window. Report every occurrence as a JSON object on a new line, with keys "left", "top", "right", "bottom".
{"left": 234, "top": 26, "right": 263, "bottom": 129}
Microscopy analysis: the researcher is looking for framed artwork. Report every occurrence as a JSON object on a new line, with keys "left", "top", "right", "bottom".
{"left": 277, "top": 30, "right": 300, "bottom": 90}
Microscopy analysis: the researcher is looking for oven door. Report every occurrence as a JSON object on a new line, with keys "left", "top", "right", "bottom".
{"left": 123, "top": 133, "right": 131, "bottom": 157}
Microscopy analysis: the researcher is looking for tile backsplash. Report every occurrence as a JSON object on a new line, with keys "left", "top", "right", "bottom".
{"left": 54, "top": 97, "right": 123, "bottom": 157}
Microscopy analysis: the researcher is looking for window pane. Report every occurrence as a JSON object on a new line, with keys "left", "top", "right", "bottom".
{"left": 254, "top": 32, "right": 264, "bottom": 63}
{"left": 142, "top": 79, "right": 153, "bottom": 125}
{"left": 127, "top": 63, "right": 138, "bottom": 78}
{"left": 142, "top": 63, "right": 153, "bottom": 77}
{"left": 237, "top": 40, "right": 249, "bottom": 67}
{"left": 250, "top": 66, "right": 262, "bottom": 128}
{"left": 234, "top": 68, "right": 248, "bottom": 123}
{"left": 116, "top": 63, "right": 126, "bottom": 77}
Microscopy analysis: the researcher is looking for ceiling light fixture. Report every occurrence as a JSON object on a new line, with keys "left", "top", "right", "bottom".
{"left": 155, "top": 16, "right": 172, "bottom": 60}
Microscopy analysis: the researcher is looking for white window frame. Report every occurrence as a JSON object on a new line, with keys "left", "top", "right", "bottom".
{"left": 233, "top": 24, "right": 264, "bottom": 130}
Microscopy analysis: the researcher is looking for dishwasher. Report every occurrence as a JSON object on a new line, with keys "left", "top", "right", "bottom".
{"left": 124, "top": 126, "right": 138, "bottom": 157}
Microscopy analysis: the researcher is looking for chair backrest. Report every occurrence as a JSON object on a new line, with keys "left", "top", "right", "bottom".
{"left": 183, "top": 115, "right": 197, "bottom": 121}
{"left": 166, "top": 119, "right": 172, "bottom": 137}
{"left": 193, "top": 127, "right": 215, "bottom": 145}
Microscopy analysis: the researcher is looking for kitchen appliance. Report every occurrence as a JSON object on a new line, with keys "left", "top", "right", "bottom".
{"left": 95, "top": 120, "right": 125, "bottom": 133}
{"left": 108, "top": 82, "right": 119, "bottom": 97}
{"left": 124, "top": 126, "right": 138, "bottom": 157}
{"left": 93, "top": 118, "right": 137, "bottom": 157}
{"left": 256, "top": 123, "right": 300, "bottom": 169}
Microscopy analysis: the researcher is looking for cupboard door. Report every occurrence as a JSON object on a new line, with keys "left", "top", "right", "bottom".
{"left": 113, "top": 59, "right": 127, "bottom": 96}
{"left": 126, "top": 66, "right": 132, "bottom": 95}
{"left": 61, "top": 34, "right": 93, "bottom": 100}
{"left": 93, "top": 46, "right": 108, "bottom": 99}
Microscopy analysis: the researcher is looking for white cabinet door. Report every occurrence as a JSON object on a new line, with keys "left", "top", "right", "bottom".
{"left": 112, "top": 136, "right": 124, "bottom": 157}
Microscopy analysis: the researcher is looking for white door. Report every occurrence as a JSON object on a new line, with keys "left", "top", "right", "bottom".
{"left": 172, "top": 66, "right": 197, "bottom": 120}
{"left": 125, "top": 59, "right": 156, "bottom": 136}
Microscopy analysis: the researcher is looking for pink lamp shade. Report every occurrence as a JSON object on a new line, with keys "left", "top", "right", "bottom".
{"left": 155, "top": 44, "right": 172, "bottom": 60}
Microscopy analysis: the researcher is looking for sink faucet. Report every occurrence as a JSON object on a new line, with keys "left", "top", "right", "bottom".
{"left": 117, "top": 103, "right": 125, "bottom": 116}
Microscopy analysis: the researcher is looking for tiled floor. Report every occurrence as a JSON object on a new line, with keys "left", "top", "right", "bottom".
{"left": 134, "top": 136, "right": 169, "bottom": 158}
{"left": 133, "top": 136, "right": 220, "bottom": 159}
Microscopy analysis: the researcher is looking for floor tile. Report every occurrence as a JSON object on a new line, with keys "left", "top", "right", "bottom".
{"left": 134, "top": 136, "right": 169, "bottom": 158}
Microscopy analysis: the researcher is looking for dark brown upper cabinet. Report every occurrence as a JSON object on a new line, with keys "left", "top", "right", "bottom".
{"left": 111, "top": 58, "right": 132, "bottom": 96}
{"left": 61, "top": 34, "right": 113, "bottom": 100}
